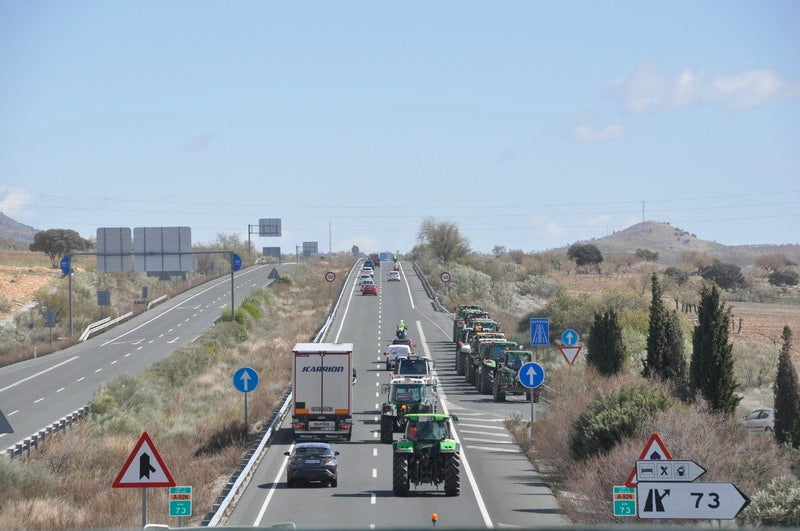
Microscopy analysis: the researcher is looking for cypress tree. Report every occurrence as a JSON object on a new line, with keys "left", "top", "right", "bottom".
{"left": 587, "top": 308, "right": 626, "bottom": 376}
{"left": 774, "top": 326, "right": 800, "bottom": 447}
{"left": 643, "top": 273, "right": 669, "bottom": 378}
{"left": 664, "top": 310, "right": 688, "bottom": 396}
{"left": 690, "top": 284, "right": 740, "bottom": 414}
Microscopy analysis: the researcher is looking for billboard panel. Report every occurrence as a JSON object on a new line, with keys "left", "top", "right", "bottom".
{"left": 134, "top": 227, "right": 193, "bottom": 272}
{"left": 97, "top": 227, "right": 133, "bottom": 272}
{"left": 302, "top": 241, "right": 318, "bottom": 258}
{"left": 258, "top": 218, "right": 281, "bottom": 237}
{"left": 262, "top": 247, "right": 281, "bottom": 259}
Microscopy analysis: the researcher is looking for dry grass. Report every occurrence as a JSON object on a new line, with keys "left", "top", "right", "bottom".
{"left": 0, "top": 256, "right": 354, "bottom": 529}
{"left": 508, "top": 365, "right": 795, "bottom": 526}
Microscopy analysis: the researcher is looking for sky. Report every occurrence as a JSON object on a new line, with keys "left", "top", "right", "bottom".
{"left": 1, "top": 1, "right": 799, "bottom": 255}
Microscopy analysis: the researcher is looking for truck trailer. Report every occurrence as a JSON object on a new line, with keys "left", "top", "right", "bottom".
{"left": 291, "top": 342, "right": 354, "bottom": 441}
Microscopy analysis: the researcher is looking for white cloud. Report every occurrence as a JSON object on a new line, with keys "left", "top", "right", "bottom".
{"left": 573, "top": 124, "right": 624, "bottom": 143}
{"left": 0, "top": 186, "right": 33, "bottom": 217}
{"left": 613, "top": 63, "right": 797, "bottom": 112}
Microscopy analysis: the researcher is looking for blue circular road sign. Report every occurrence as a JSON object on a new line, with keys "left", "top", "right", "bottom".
{"left": 231, "top": 253, "right": 243, "bottom": 272}
{"left": 518, "top": 362, "right": 546, "bottom": 389}
{"left": 233, "top": 367, "right": 259, "bottom": 393}
{"left": 561, "top": 329, "right": 579, "bottom": 346}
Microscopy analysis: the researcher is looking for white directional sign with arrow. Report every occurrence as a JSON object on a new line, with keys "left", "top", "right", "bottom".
{"left": 636, "top": 460, "right": 706, "bottom": 482}
{"left": 637, "top": 481, "right": 750, "bottom": 520}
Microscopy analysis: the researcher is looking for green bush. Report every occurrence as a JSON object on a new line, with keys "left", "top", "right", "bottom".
{"left": 518, "top": 275, "right": 565, "bottom": 299}
{"left": 569, "top": 383, "right": 675, "bottom": 460}
{"left": 737, "top": 475, "right": 800, "bottom": 527}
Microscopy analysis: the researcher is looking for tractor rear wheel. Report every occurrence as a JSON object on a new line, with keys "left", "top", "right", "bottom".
{"left": 444, "top": 453, "right": 461, "bottom": 496}
{"left": 479, "top": 370, "right": 493, "bottom": 394}
{"left": 455, "top": 351, "right": 464, "bottom": 375}
{"left": 393, "top": 454, "right": 410, "bottom": 496}
{"left": 493, "top": 380, "right": 506, "bottom": 402}
{"left": 380, "top": 415, "right": 394, "bottom": 444}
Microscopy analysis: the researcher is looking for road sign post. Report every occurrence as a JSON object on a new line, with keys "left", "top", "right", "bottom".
{"left": 518, "top": 361, "right": 545, "bottom": 437}
{"left": 636, "top": 481, "right": 750, "bottom": 520}
{"left": 169, "top": 485, "right": 192, "bottom": 526}
{"left": 613, "top": 486, "right": 637, "bottom": 517}
{"left": 233, "top": 367, "right": 259, "bottom": 427}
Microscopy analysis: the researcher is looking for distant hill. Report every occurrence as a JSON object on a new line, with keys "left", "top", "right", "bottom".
{"left": 0, "top": 212, "right": 39, "bottom": 243}
{"left": 567, "top": 220, "right": 800, "bottom": 267}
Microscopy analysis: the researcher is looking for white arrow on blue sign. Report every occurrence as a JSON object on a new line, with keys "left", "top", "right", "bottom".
{"left": 518, "top": 362, "right": 545, "bottom": 389}
{"left": 233, "top": 367, "right": 259, "bottom": 393}
{"left": 561, "top": 329, "right": 579, "bottom": 346}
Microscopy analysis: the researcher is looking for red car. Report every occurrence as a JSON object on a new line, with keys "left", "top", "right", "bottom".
{"left": 362, "top": 283, "right": 378, "bottom": 295}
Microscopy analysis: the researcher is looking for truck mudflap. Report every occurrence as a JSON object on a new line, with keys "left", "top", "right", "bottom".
{"left": 292, "top": 416, "right": 353, "bottom": 441}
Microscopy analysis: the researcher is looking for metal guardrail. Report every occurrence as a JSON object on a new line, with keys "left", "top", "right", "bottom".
{"left": 203, "top": 259, "right": 361, "bottom": 526}
{"left": 412, "top": 262, "right": 449, "bottom": 314}
{"left": 146, "top": 295, "right": 168, "bottom": 310}
{"left": 5, "top": 407, "right": 90, "bottom": 460}
{"left": 79, "top": 312, "right": 133, "bottom": 342}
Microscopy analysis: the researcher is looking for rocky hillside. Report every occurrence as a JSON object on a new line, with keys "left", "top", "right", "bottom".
{"left": 0, "top": 212, "right": 38, "bottom": 243}
{"left": 571, "top": 220, "right": 800, "bottom": 266}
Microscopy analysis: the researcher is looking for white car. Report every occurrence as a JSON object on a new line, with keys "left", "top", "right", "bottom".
{"left": 358, "top": 274, "right": 373, "bottom": 285}
{"left": 361, "top": 267, "right": 374, "bottom": 277}
{"left": 388, "top": 270, "right": 401, "bottom": 281}
{"left": 739, "top": 408, "right": 775, "bottom": 431}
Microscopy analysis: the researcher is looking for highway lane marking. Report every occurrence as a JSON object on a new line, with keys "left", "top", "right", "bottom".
{"left": 466, "top": 445, "right": 519, "bottom": 454}
{"left": 76, "top": 377, "right": 85, "bottom": 382}
{"left": 34, "top": 398, "right": 44, "bottom": 404}
{"left": 373, "top": 431, "right": 378, "bottom": 438}
{"left": 99, "top": 266, "right": 267, "bottom": 347}
{"left": 399, "top": 263, "right": 415, "bottom": 310}
{"left": 373, "top": 448, "right": 377, "bottom": 457}
{"left": 253, "top": 443, "right": 293, "bottom": 527}
{"left": 375, "top": 392, "right": 379, "bottom": 397}
{"left": 8, "top": 410, "right": 19, "bottom": 415}
{"left": 95, "top": 368, "right": 103, "bottom": 373}
{"left": 124, "top": 353, "right": 131, "bottom": 357}
{"left": 418, "top": 320, "right": 494, "bottom": 529}
{"left": 459, "top": 430, "right": 511, "bottom": 437}
{"left": 57, "top": 387, "right": 65, "bottom": 393}
{"left": 110, "top": 360, "right": 118, "bottom": 365}
{"left": 0, "top": 355, "right": 80, "bottom": 394}
{"left": 372, "top": 468, "right": 377, "bottom": 478}
{"left": 459, "top": 423, "right": 507, "bottom": 430}
{"left": 333, "top": 272, "right": 359, "bottom": 343}
{"left": 371, "top": 494, "right": 376, "bottom": 504}
{"left": 461, "top": 437, "right": 514, "bottom": 444}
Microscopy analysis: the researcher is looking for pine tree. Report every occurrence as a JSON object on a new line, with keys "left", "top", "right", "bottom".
{"left": 690, "top": 284, "right": 740, "bottom": 414}
{"left": 587, "top": 308, "right": 626, "bottom": 376}
{"left": 774, "top": 326, "right": 800, "bottom": 447}
{"left": 643, "top": 273, "right": 669, "bottom": 378}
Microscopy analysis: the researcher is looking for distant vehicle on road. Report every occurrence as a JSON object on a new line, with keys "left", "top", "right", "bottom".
{"left": 362, "top": 283, "right": 378, "bottom": 295}
{"left": 388, "top": 270, "right": 401, "bottom": 281}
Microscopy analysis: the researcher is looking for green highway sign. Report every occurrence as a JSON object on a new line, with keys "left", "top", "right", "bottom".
{"left": 613, "top": 485, "right": 636, "bottom": 517}
{"left": 169, "top": 485, "right": 192, "bottom": 517}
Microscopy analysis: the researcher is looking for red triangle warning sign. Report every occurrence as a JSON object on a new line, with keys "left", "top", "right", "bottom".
{"left": 112, "top": 432, "right": 176, "bottom": 488}
{"left": 624, "top": 433, "right": 672, "bottom": 487}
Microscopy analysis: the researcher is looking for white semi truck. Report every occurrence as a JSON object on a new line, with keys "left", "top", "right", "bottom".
{"left": 291, "top": 342, "right": 354, "bottom": 441}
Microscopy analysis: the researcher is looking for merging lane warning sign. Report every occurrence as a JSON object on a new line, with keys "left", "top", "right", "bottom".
{"left": 113, "top": 432, "right": 176, "bottom": 488}
{"left": 625, "top": 433, "right": 672, "bottom": 488}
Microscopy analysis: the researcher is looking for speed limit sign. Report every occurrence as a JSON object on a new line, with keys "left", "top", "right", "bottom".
{"left": 440, "top": 271, "right": 451, "bottom": 283}
{"left": 325, "top": 271, "right": 335, "bottom": 282}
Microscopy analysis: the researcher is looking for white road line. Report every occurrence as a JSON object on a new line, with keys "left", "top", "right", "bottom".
{"left": 8, "top": 410, "right": 19, "bottom": 416}
{"left": 461, "top": 437, "right": 514, "bottom": 444}
{"left": 94, "top": 368, "right": 103, "bottom": 373}
{"left": 253, "top": 444, "right": 293, "bottom": 526}
{"left": 124, "top": 353, "right": 131, "bottom": 357}
{"left": 400, "top": 263, "right": 415, "bottom": 309}
{"left": 56, "top": 387, "right": 65, "bottom": 393}
{"left": 459, "top": 429, "right": 510, "bottom": 437}
{"left": 0, "top": 355, "right": 80, "bottom": 394}
{"left": 458, "top": 423, "right": 507, "bottom": 430}
{"left": 371, "top": 494, "right": 376, "bottom": 504}
{"left": 373, "top": 448, "right": 378, "bottom": 457}
{"left": 77, "top": 377, "right": 85, "bottom": 382}
{"left": 333, "top": 276, "right": 358, "bottom": 343}
{"left": 110, "top": 360, "right": 118, "bottom": 365}
{"left": 34, "top": 397, "right": 44, "bottom": 404}
{"left": 466, "top": 445, "right": 520, "bottom": 454}
{"left": 418, "top": 321, "right": 493, "bottom": 529}
{"left": 372, "top": 468, "right": 377, "bottom": 478}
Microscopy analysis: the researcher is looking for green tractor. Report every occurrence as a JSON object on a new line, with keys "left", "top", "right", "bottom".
{"left": 380, "top": 377, "right": 437, "bottom": 443}
{"left": 473, "top": 340, "right": 519, "bottom": 394}
{"left": 392, "top": 413, "right": 461, "bottom": 497}
{"left": 452, "top": 305, "right": 484, "bottom": 342}
{"left": 464, "top": 333, "right": 506, "bottom": 386}
{"left": 492, "top": 350, "right": 540, "bottom": 402}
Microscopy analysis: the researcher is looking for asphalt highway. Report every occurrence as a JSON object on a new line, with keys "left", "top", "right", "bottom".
{"left": 223, "top": 262, "right": 567, "bottom": 529}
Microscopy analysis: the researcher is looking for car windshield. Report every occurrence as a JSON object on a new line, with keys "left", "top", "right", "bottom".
{"left": 294, "top": 447, "right": 332, "bottom": 458}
